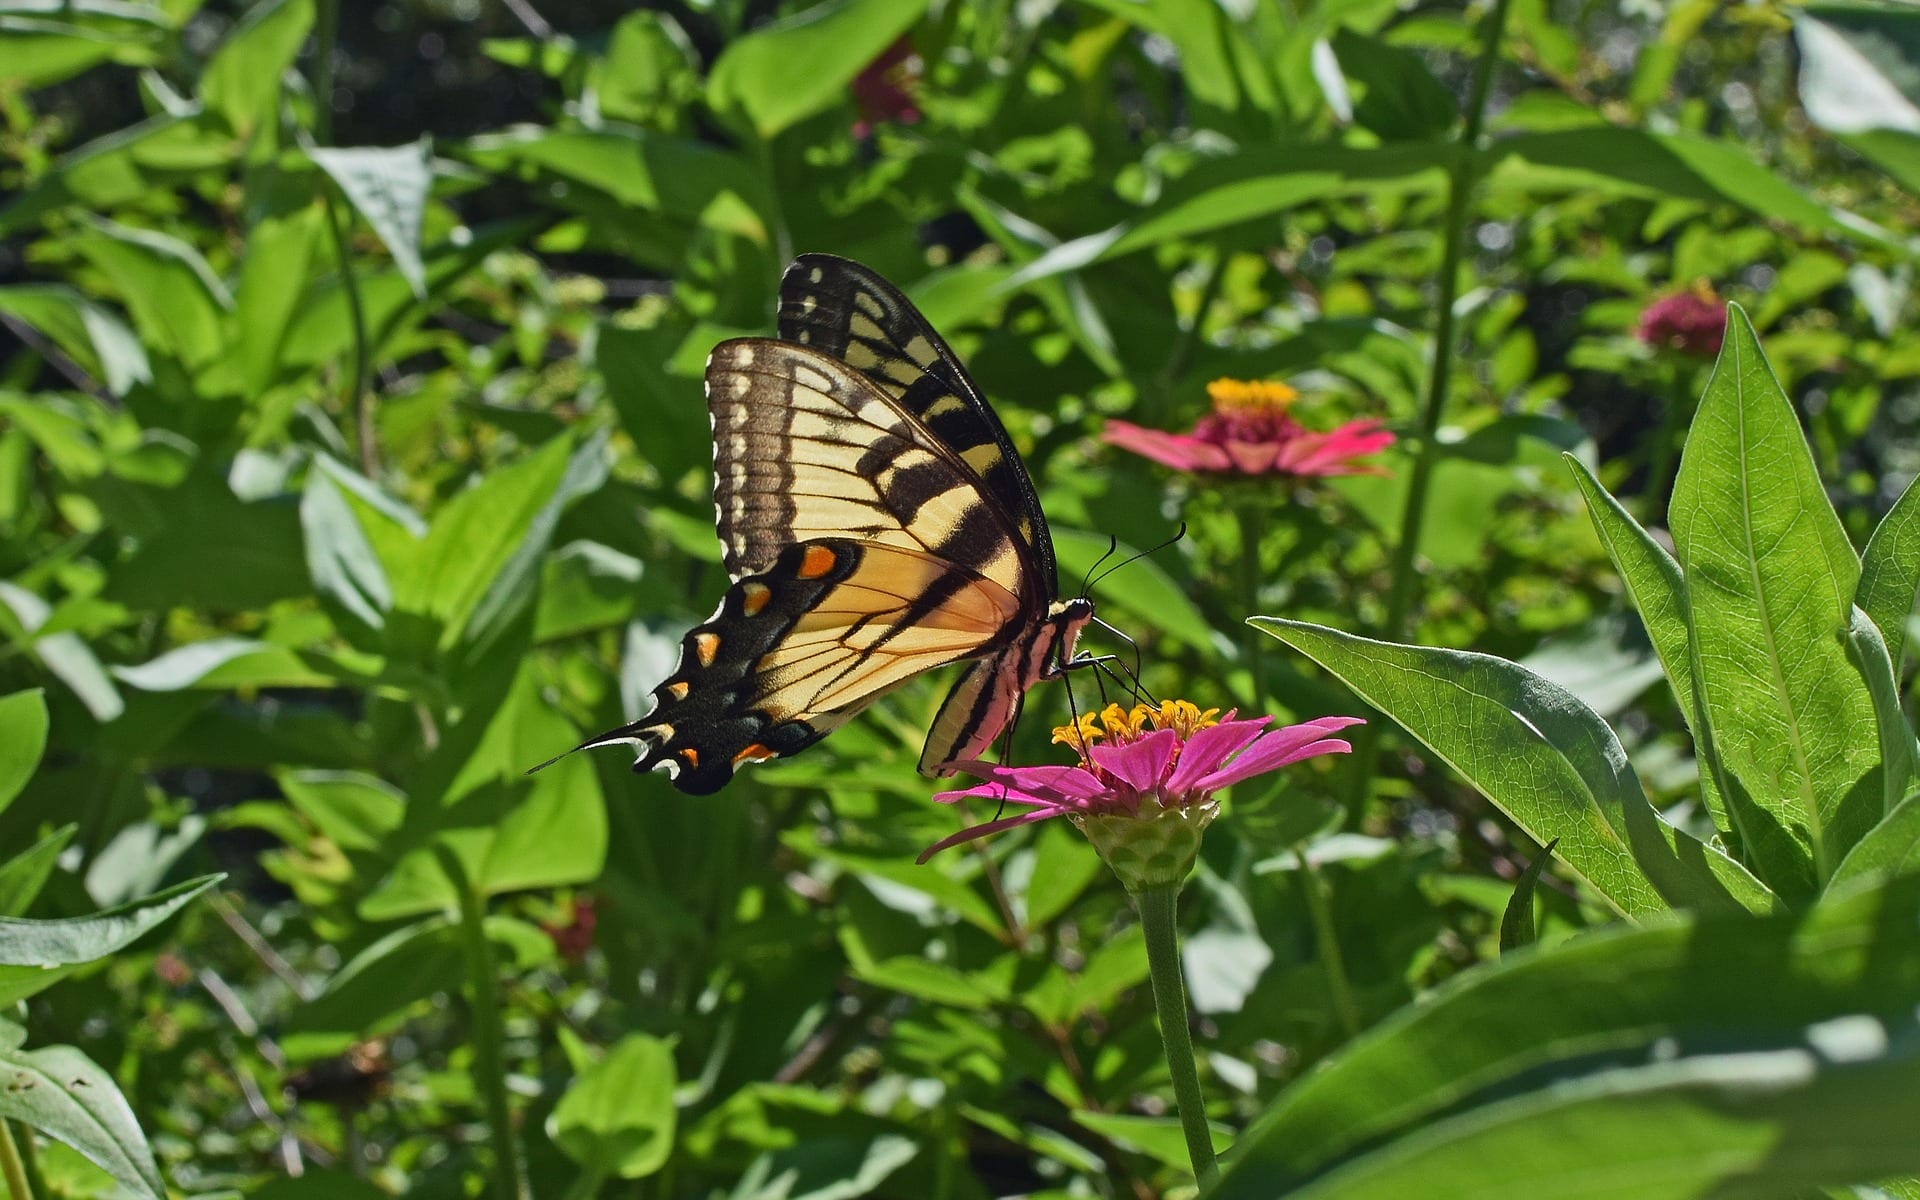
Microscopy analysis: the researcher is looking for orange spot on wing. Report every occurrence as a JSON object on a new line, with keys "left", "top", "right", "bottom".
{"left": 797, "top": 544, "right": 838, "bottom": 579}
{"left": 679, "top": 747, "right": 701, "bottom": 768}
{"left": 733, "top": 743, "right": 775, "bottom": 765}
{"left": 694, "top": 632, "right": 720, "bottom": 666}
{"left": 665, "top": 680, "right": 690, "bottom": 700}
{"left": 742, "top": 582, "right": 772, "bottom": 616}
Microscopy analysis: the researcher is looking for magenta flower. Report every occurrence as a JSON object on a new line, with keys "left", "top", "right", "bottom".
{"left": 919, "top": 701, "right": 1362, "bottom": 888}
{"left": 1103, "top": 378, "right": 1393, "bottom": 478}
{"left": 851, "top": 36, "right": 921, "bottom": 139}
{"left": 1637, "top": 285, "right": 1727, "bottom": 358}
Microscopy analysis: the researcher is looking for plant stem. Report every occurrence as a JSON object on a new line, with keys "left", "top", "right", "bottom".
{"left": 0, "top": 1119, "right": 33, "bottom": 1200}
{"left": 1296, "top": 847, "right": 1362, "bottom": 1039}
{"left": 1236, "top": 500, "right": 1269, "bottom": 707}
{"left": 1135, "top": 884, "right": 1218, "bottom": 1186}
{"left": 438, "top": 848, "right": 522, "bottom": 1200}
{"left": 1346, "top": 0, "right": 1515, "bottom": 815}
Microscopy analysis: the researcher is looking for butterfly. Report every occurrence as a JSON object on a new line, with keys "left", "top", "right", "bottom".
{"left": 552, "top": 254, "right": 1098, "bottom": 794}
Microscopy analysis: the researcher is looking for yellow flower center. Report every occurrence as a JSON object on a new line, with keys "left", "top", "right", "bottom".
{"left": 1207, "top": 377, "right": 1297, "bottom": 416}
{"left": 1050, "top": 699, "right": 1222, "bottom": 761}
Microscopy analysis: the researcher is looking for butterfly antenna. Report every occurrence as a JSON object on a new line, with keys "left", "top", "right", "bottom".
{"left": 1078, "top": 534, "right": 1119, "bottom": 600}
{"left": 1087, "top": 522, "right": 1188, "bottom": 592}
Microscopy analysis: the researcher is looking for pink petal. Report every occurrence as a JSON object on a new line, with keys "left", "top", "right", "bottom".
{"left": 916, "top": 806, "right": 1070, "bottom": 863}
{"left": 1090, "top": 728, "right": 1178, "bottom": 791}
{"left": 934, "top": 763, "right": 1106, "bottom": 807}
{"left": 1278, "top": 422, "right": 1395, "bottom": 475}
{"left": 1224, "top": 439, "right": 1281, "bottom": 474}
{"left": 1164, "top": 717, "right": 1272, "bottom": 793}
{"left": 1103, "top": 422, "right": 1231, "bottom": 472}
{"left": 1191, "top": 716, "right": 1365, "bottom": 791}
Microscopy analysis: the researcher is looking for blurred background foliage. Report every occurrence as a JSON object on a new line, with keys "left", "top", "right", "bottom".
{"left": 3, "top": 0, "right": 1920, "bottom": 1195}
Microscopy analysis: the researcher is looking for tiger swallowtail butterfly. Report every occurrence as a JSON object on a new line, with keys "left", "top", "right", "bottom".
{"left": 544, "top": 254, "right": 1096, "bottom": 794}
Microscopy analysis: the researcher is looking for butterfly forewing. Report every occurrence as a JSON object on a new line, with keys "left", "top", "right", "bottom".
{"left": 708, "top": 340, "right": 1029, "bottom": 600}
{"left": 777, "top": 254, "right": 1057, "bottom": 591}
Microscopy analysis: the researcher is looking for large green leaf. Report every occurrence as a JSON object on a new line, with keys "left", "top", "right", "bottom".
{"left": 66, "top": 218, "right": 232, "bottom": 371}
{"left": 236, "top": 199, "right": 325, "bottom": 393}
{"left": 548, "top": 1033, "right": 678, "bottom": 1181}
{"left": 0, "top": 1, "right": 171, "bottom": 89}
{"left": 1832, "top": 788, "right": 1920, "bottom": 890}
{"left": 1212, "top": 873, "right": 1920, "bottom": 1198}
{"left": 706, "top": 0, "right": 928, "bottom": 139}
{"left": 1254, "top": 618, "right": 1774, "bottom": 917}
{"left": 0, "top": 874, "right": 220, "bottom": 1006}
{"left": 0, "top": 826, "right": 77, "bottom": 917}
{"left": 0, "top": 1041, "right": 165, "bottom": 1199}
{"left": 1565, "top": 457, "right": 1730, "bottom": 838}
{"left": 1668, "top": 306, "right": 1881, "bottom": 899}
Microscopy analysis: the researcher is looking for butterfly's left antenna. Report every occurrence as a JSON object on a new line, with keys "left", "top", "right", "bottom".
{"left": 1078, "top": 534, "right": 1119, "bottom": 599}
{"left": 1087, "top": 522, "right": 1187, "bottom": 591}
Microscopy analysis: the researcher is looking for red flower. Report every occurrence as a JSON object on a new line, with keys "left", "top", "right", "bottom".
{"left": 851, "top": 36, "right": 921, "bottom": 138}
{"left": 919, "top": 700, "right": 1361, "bottom": 882}
{"left": 542, "top": 894, "right": 597, "bottom": 963}
{"left": 1103, "top": 378, "right": 1393, "bottom": 478}
{"left": 1637, "top": 285, "right": 1727, "bottom": 358}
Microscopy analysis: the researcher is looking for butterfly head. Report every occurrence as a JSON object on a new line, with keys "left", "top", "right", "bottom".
{"left": 1046, "top": 596, "right": 1096, "bottom": 665}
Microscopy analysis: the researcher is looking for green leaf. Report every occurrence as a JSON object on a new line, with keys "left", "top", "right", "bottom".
{"left": 1858, "top": 466, "right": 1920, "bottom": 673}
{"left": 198, "top": 0, "right": 314, "bottom": 144}
{"left": 1668, "top": 305, "right": 1882, "bottom": 898}
{"left": 66, "top": 218, "right": 232, "bottom": 370}
{"left": 1491, "top": 129, "right": 1889, "bottom": 247}
{"left": 0, "top": 874, "right": 221, "bottom": 1006}
{"left": 0, "top": 1041, "right": 165, "bottom": 1200}
{"left": 111, "top": 638, "right": 329, "bottom": 691}
{"left": 462, "top": 127, "right": 770, "bottom": 246}
{"left": 1074, "top": 1111, "right": 1231, "bottom": 1172}
{"left": 281, "top": 918, "right": 462, "bottom": 1061}
{"left": 389, "top": 435, "right": 575, "bottom": 654}
{"left": 300, "top": 461, "right": 394, "bottom": 646}
{"left": 0, "top": 112, "right": 235, "bottom": 237}
{"left": 0, "top": 3, "right": 171, "bottom": 89}
{"left": 1832, "top": 788, "right": 1920, "bottom": 890}
{"left": 0, "top": 285, "right": 150, "bottom": 395}
{"left": 1849, "top": 607, "right": 1916, "bottom": 824}
{"left": 706, "top": 0, "right": 928, "bottom": 139}
{"left": 0, "top": 581, "right": 124, "bottom": 722}
{"left": 1254, "top": 618, "right": 1774, "bottom": 917}
{"left": 1564, "top": 456, "right": 1730, "bottom": 838}
{"left": 549, "top": 1033, "right": 679, "bottom": 1181}
{"left": 1212, "top": 873, "right": 1920, "bottom": 1199}
{"left": 1498, "top": 837, "right": 1558, "bottom": 954}
{"left": 309, "top": 140, "right": 434, "bottom": 300}
{"left": 1329, "top": 29, "right": 1458, "bottom": 141}
{"left": 1006, "top": 143, "right": 1450, "bottom": 284}
{"left": 0, "top": 826, "right": 77, "bottom": 917}
{"left": 0, "top": 688, "right": 47, "bottom": 814}
{"left": 237, "top": 199, "right": 325, "bottom": 393}
{"left": 1795, "top": 5, "right": 1920, "bottom": 147}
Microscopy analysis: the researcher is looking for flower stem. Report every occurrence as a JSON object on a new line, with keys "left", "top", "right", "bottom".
{"left": 1236, "top": 500, "right": 1268, "bottom": 708}
{"left": 1296, "top": 847, "right": 1362, "bottom": 1040}
{"left": 1135, "top": 884, "right": 1218, "bottom": 1186}
{"left": 0, "top": 1119, "right": 33, "bottom": 1200}
{"left": 1346, "top": 0, "right": 1515, "bottom": 817}
{"left": 437, "top": 847, "right": 523, "bottom": 1200}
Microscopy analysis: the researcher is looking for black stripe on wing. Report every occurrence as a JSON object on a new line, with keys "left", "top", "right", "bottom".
{"left": 776, "top": 253, "right": 1058, "bottom": 594}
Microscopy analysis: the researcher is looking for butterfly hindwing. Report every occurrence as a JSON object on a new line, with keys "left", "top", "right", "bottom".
{"left": 777, "top": 253, "right": 1057, "bottom": 591}
{"left": 577, "top": 537, "right": 1029, "bottom": 794}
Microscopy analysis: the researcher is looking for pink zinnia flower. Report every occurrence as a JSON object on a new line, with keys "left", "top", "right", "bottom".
{"left": 851, "top": 36, "right": 921, "bottom": 139}
{"left": 920, "top": 700, "right": 1362, "bottom": 888}
{"left": 1103, "top": 378, "right": 1394, "bottom": 478}
{"left": 1637, "top": 284, "right": 1726, "bottom": 358}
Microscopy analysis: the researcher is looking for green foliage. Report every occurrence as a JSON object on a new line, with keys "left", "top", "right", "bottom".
{"left": 3, "top": 0, "right": 1920, "bottom": 1195}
